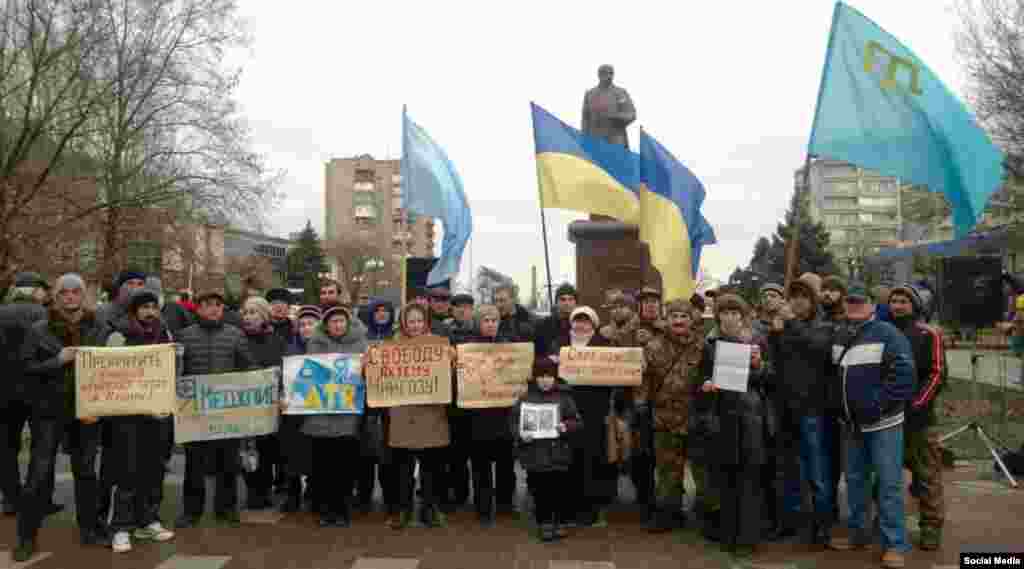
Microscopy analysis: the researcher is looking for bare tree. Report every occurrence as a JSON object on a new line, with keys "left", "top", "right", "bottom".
{"left": 957, "top": 0, "right": 1024, "bottom": 175}
{"left": 323, "top": 234, "right": 388, "bottom": 303}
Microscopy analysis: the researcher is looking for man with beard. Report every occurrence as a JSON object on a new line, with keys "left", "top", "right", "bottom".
{"left": 600, "top": 289, "right": 638, "bottom": 346}
{"left": 427, "top": 287, "right": 454, "bottom": 336}
{"left": 15, "top": 274, "right": 110, "bottom": 562}
{"left": 535, "top": 284, "right": 577, "bottom": 358}
{"left": 820, "top": 277, "right": 848, "bottom": 325}
{"left": 888, "top": 284, "right": 946, "bottom": 551}
{"left": 769, "top": 274, "right": 836, "bottom": 546}
{"left": 175, "top": 290, "right": 254, "bottom": 529}
{"left": 495, "top": 284, "right": 535, "bottom": 343}
{"left": 628, "top": 286, "right": 664, "bottom": 516}
{"left": 641, "top": 300, "right": 704, "bottom": 532}
{"left": 634, "top": 287, "right": 665, "bottom": 345}
{"left": 819, "top": 275, "right": 848, "bottom": 524}
{"left": 104, "top": 289, "right": 176, "bottom": 553}
{"left": 752, "top": 283, "right": 785, "bottom": 339}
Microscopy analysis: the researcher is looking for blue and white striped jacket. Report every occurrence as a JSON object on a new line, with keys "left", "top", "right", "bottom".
{"left": 835, "top": 318, "right": 916, "bottom": 433}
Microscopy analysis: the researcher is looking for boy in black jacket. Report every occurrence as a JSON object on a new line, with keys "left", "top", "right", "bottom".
{"left": 513, "top": 358, "right": 582, "bottom": 542}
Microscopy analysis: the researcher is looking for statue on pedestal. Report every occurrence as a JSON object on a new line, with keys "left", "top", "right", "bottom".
{"left": 571, "top": 65, "right": 661, "bottom": 314}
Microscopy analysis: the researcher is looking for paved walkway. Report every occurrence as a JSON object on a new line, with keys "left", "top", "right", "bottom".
{"left": 1, "top": 457, "right": 1021, "bottom": 568}
{"left": 946, "top": 349, "right": 1021, "bottom": 389}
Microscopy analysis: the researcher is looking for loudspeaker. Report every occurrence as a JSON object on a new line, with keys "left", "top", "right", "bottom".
{"left": 938, "top": 256, "right": 1003, "bottom": 328}
{"left": 403, "top": 257, "right": 450, "bottom": 303}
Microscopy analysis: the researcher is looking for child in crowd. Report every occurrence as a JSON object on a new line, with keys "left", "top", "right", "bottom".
{"left": 513, "top": 358, "right": 582, "bottom": 542}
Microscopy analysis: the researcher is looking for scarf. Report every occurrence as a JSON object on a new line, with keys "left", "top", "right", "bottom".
{"left": 569, "top": 330, "right": 594, "bottom": 347}
{"left": 48, "top": 306, "right": 86, "bottom": 347}
{"left": 128, "top": 317, "right": 163, "bottom": 343}
{"left": 243, "top": 320, "right": 272, "bottom": 336}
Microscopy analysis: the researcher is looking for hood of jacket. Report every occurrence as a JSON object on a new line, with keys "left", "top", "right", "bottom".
{"left": 365, "top": 298, "right": 395, "bottom": 338}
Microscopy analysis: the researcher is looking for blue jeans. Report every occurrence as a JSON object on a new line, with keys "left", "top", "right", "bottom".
{"left": 781, "top": 415, "right": 835, "bottom": 522}
{"left": 846, "top": 425, "right": 910, "bottom": 553}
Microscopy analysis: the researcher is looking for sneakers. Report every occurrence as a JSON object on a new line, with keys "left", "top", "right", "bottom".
{"left": 112, "top": 531, "right": 132, "bottom": 553}
{"left": 881, "top": 550, "right": 906, "bottom": 568}
{"left": 828, "top": 535, "right": 870, "bottom": 551}
{"left": 133, "top": 522, "right": 175, "bottom": 542}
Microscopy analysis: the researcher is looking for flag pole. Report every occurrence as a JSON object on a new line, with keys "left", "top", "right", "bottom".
{"left": 531, "top": 103, "right": 556, "bottom": 310}
{"left": 785, "top": 155, "right": 812, "bottom": 290}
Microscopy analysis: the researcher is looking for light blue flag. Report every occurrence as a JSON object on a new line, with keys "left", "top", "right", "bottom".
{"left": 808, "top": 2, "right": 1004, "bottom": 238}
{"left": 401, "top": 107, "right": 473, "bottom": 285}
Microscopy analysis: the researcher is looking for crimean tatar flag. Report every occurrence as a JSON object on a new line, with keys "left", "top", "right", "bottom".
{"left": 808, "top": 2, "right": 1003, "bottom": 238}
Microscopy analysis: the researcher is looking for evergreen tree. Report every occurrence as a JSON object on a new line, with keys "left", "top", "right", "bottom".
{"left": 749, "top": 186, "right": 839, "bottom": 280}
{"left": 287, "top": 220, "right": 327, "bottom": 304}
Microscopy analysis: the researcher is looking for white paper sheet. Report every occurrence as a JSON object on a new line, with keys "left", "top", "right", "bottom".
{"left": 519, "top": 402, "right": 560, "bottom": 440}
{"left": 712, "top": 342, "right": 751, "bottom": 393}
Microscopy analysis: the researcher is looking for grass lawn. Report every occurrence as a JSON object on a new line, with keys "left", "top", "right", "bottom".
{"left": 935, "top": 376, "right": 1024, "bottom": 459}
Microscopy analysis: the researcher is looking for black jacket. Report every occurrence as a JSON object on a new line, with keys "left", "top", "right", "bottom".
{"left": 106, "top": 316, "right": 173, "bottom": 346}
{"left": 177, "top": 319, "right": 253, "bottom": 376}
{"left": 460, "top": 333, "right": 517, "bottom": 442}
{"left": 269, "top": 319, "right": 294, "bottom": 346}
{"left": 768, "top": 317, "right": 836, "bottom": 416}
{"left": 690, "top": 334, "right": 773, "bottom": 467}
{"left": 21, "top": 308, "right": 110, "bottom": 417}
{"left": 245, "top": 326, "right": 288, "bottom": 369}
{"left": 892, "top": 316, "right": 946, "bottom": 431}
{"left": 534, "top": 314, "right": 569, "bottom": 358}
{"left": 513, "top": 380, "right": 582, "bottom": 472}
{"left": 162, "top": 302, "right": 195, "bottom": 336}
{"left": 499, "top": 304, "right": 536, "bottom": 343}
{"left": 0, "top": 300, "right": 48, "bottom": 402}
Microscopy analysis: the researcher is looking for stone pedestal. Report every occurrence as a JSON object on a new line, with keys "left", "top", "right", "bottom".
{"left": 568, "top": 220, "right": 662, "bottom": 324}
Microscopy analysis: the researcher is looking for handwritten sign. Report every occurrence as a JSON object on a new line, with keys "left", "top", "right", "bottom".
{"left": 558, "top": 346, "right": 643, "bottom": 386}
{"left": 75, "top": 345, "right": 176, "bottom": 418}
{"left": 456, "top": 343, "right": 533, "bottom": 408}
{"left": 174, "top": 368, "right": 279, "bottom": 443}
{"left": 364, "top": 335, "right": 452, "bottom": 407}
{"left": 281, "top": 353, "right": 365, "bottom": 415}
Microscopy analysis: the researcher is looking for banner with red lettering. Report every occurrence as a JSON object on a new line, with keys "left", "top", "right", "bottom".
{"left": 364, "top": 335, "right": 452, "bottom": 407}
{"left": 75, "top": 345, "right": 176, "bottom": 418}
{"left": 557, "top": 346, "right": 643, "bottom": 386}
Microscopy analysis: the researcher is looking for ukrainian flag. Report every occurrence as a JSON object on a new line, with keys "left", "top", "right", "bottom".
{"left": 638, "top": 130, "right": 716, "bottom": 301}
{"left": 531, "top": 103, "right": 640, "bottom": 223}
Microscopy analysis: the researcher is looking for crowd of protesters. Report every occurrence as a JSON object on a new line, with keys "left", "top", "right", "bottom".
{"left": 0, "top": 267, "right": 957, "bottom": 568}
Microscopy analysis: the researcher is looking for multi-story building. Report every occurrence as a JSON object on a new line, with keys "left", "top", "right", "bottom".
{"left": 798, "top": 158, "right": 904, "bottom": 277}
{"left": 223, "top": 227, "right": 294, "bottom": 288}
{"left": 324, "top": 154, "right": 436, "bottom": 294}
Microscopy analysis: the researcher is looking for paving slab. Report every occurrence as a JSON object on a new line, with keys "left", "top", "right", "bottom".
{"left": 350, "top": 559, "right": 420, "bottom": 569}
{"left": 0, "top": 551, "right": 52, "bottom": 569}
{"left": 154, "top": 555, "right": 232, "bottom": 569}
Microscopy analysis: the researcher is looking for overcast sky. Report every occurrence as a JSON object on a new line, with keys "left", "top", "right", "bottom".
{"left": 231, "top": 0, "right": 964, "bottom": 297}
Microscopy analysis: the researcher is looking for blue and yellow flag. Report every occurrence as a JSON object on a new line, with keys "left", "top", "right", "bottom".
{"left": 638, "top": 130, "right": 716, "bottom": 301}
{"left": 531, "top": 103, "right": 640, "bottom": 223}
{"left": 808, "top": 2, "right": 1004, "bottom": 238}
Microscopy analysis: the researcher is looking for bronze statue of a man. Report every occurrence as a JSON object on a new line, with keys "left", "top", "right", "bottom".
{"left": 582, "top": 64, "right": 636, "bottom": 148}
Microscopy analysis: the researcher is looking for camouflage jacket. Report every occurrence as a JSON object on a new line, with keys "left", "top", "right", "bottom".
{"left": 641, "top": 334, "right": 704, "bottom": 434}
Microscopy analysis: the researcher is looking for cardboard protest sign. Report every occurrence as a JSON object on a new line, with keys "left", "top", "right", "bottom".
{"left": 456, "top": 343, "right": 533, "bottom": 408}
{"left": 75, "top": 345, "right": 176, "bottom": 418}
{"left": 281, "top": 353, "right": 365, "bottom": 415}
{"left": 557, "top": 346, "right": 643, "bottom": 386}
{"left": 174, "top": 368, "right": 279, "bottom": 444}
{"left": 364, "top": 335, "right": 452, "bottom": 407}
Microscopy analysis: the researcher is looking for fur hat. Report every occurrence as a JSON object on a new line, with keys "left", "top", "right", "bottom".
{"left": 714, "top": 293, "right": 751, "bottom": 318}
{"left": 570, "top": 306, "right": 600, "bottom": 328}
{"left": 788, "top": 273, "right": 821, "bottom": 300}
{"left": 636, "top": 286, "right": 662, "bottom": 301}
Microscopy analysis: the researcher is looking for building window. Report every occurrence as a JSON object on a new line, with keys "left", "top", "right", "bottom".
{"left": 831, "top": 229, "right": 847, "bottom": 243}
{"left": 353, "top": 181, "right": 375, "bottom": 192}
{"left": 392, "top": 185, "right": 402, "bottom": 197}
{"left": 393, "top": 196, "right": 402, "bottom": 209}
{"left": 392, "top": 174, "right": 401, "bottom": 184}
{"left": 354, "top": 204, "right": 379, "bottom": 225}
{"left": 825, "top": 197, "right": 857, "bottom": 210}
{"left": 355, "top": 169, "right": 375, "bottom": 183}
{"left": 859, "top": 196, "right": 897, "bottom": 208}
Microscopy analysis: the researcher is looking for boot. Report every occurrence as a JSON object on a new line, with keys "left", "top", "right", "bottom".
{"left": 701, "top": 509, "right": 722, "bottom": 543}
{"left": 540, "top": 523, "right": 556, "bottom": 542}
{"left": 12, "top": 538, "right": 35, "bottom": 562}
{"left": 281, "top": 492, "right": 300, "bottom": 513}
{"left": 431, "top": 508, "right": 448, "bottom": 528}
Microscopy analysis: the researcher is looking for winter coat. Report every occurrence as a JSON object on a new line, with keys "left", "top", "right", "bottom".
{"left": 365, "top": 299, "right": 396, "bottom": 342}
{"left": 689, "top": 334, "right": 773, "bottom": 466}
{"left": 534, "top": 314, "right": 569, "bottom": 358}
{"left": 430, "top": 312, "right": 453, "bottom": 337}
{"left": 245, "top": 326, "right": 288, "bottom": 369}
{"left": 177, "top": 319, "right": 253, "bottom": 376}
{"left": 640, "top": 332, "right": 704, "bottom": 434}
{"left": 834, "top": 318, "right": 916, "bottom": 433}
{"left": 20, "top": 307, "right": 110, "bottom": 418}
{"left": 447, "top": 319, "right": 476, "bottom": 346}
{"left": 499, "top": 304, "right": 536, "bottom": 343}
{"left": 768, "top": 316, "right": 836, "bottom": 416}
{"left": 891, "top": 316, "right": 946, "bottom": 432}
{"left": 269, "top": 318, "right": 294, "bottom": 346}
{"left": 280, "top": 331, "right": 314, "bottom": 473}
{"left": 512, "top": 380, "right": 582, "bottom": 472}
{"left": 600, "top": 317, "right": 644, "bottom": 347}
{"left": 106, "top": 316, "right": 173, "bottom": 347}
{"left": 386, "top": 332, "right": 451, "bottom": 450}
{"left": 302, "top": 325, "right": 369, "bottom": 438}
{"left": 0, "top": 300, "right": 48, "bottom": 403}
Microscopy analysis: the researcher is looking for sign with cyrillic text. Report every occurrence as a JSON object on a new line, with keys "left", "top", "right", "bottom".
{"left": 281, "top": 353, "right": 365, "bottom": 415}
{"left": 558, "top": 346, "right": 643, "bottom": 386}
{"left": 174, "top": 368, "right": 279, "bottom": 443}
{"left": 456, "top": 343, "right": 533, "bottom": 408}
{"left": 75, "top": 345, "right": 176, "bottom": 418}
{"left": 364, "top": 335, "right": 452, "bottom": 407}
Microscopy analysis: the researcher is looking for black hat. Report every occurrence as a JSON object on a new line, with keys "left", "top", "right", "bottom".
{"left": 451, "top": 293, "right": 474, "bottom": 306}
{"left": 265, "top": 288, "right": 293, "bottom": 304}
{"left": 195, "top": 290, "right": 226, "bottom": 304}
{"left": 14, "top": 271, "right": 48, "bottom": 289}
{"left": 427, "top": 286, "right": 451, "bottom": 300}
{"left": 114, "top": 270, "right": 147, "bottom": 291}
{"left": 127, "top": 289, "right": 160, "bottom": 313}
{"left": 555, "top": 283, "right": 577, "bottom": 298}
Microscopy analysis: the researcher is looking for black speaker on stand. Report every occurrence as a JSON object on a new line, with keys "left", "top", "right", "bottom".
{"left": 936, "top": 256, "right": 1018, "bottom": 486}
